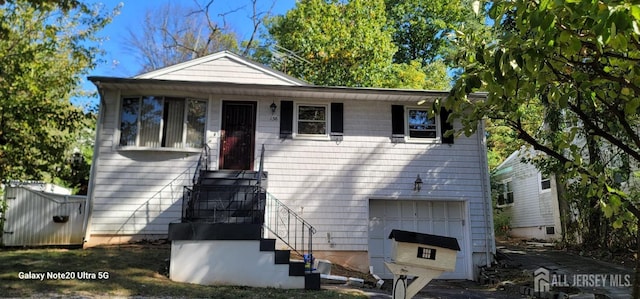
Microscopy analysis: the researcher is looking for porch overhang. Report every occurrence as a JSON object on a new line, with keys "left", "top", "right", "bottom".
{"left": 88, "top": 76, "right": 486, "bottom": 103}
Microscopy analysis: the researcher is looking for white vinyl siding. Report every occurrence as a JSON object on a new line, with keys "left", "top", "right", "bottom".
{"left": 88, "top": 90, "right": 214, "bottom": 236}
{"left": 145, "top": 56, "right": 301, "bottom": 85}
{"left": 256, "top": 100, "right": 487, "bottom": 257}
{"left": 91, "top": 95, "right": 490, "bottom": 259}
{"left": 493, "top": 152, "right": 559, "bottom": 231}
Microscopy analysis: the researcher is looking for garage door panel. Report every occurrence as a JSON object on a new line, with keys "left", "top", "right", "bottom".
{"left": 448, "top": 204, "right": 463, "bottom": 219}
{"left": 401, "top": 202, "right": 414, "bottom": 217}
{"left": 368, "top": 238, "right": 385, "bottom": 257}
{"left": 416, "top": 220, "right": 432, "bottom": 233}
{"left": 416, "top": 201, "right": 431, "bottom": 218}
{"left": 369, "top": 200, "right": 469, "bottom": 280}
{"left": 369, "top": 217, "right": 385, "bottom": 238}
{"left": 433, "top": 220, "right": 447, "bottom": 236}
{"left": 370, "top": 202, "right": 386, "bottom": 217}
{"left": 385, "top": 201, "right": 400, "bottom": 217}
{"left": 432, "top": 202, "right": 447, "bottom": 219}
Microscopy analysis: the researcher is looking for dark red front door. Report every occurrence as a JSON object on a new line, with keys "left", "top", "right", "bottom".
{"left": 220, "top": 101, "right": 256, "bottom": 170}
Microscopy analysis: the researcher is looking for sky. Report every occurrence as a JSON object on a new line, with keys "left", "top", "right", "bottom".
{"left": 77, "top": 0, "right": 296, "bottom": 107}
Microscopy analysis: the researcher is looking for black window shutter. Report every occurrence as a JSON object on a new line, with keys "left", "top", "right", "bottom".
{"left": 280, "top": 101, "right": 293, "bottom": 138}
{"left": 330, "top": 103, "right": 344, "bottom": 134}
{"left": 391, "top": 105, "right": 404, "bottom": 135}
{"left": 440, "top": 107, "right": 454, "bottom": 144}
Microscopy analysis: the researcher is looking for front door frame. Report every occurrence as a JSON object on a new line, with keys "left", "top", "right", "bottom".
{"left": 219, "top": 100, "right": 257, "bottom": 170}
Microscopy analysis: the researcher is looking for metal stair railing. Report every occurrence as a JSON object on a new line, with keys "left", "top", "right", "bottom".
{"left": 192, "top": 144, "right": 210, "bottom": 185}
{"left": 263, "top": 192, "right": 316, "bottom": 258}
{"left": 183, "top": 143, "right": 316, "bottom": 258}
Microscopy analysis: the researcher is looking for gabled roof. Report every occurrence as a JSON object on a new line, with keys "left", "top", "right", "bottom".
{"left": 494, "top": 149, "right": 521, "bottom": 173}
{"left": 135, "top": 51, "right": 308, "bottom": 86}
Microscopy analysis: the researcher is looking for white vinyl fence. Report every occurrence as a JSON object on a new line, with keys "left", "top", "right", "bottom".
{"left": 2, "top": 182, "right": 88, "bottom": 246}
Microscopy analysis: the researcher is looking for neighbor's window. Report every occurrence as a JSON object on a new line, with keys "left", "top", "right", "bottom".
{"left": 497, "top": 180, "right": 514, "bottom": 206}
{"left": 540, "top": 174, "right": 551, "bottom": 191}
{"left": 407, "top": 108, "right": 438, "bottom": 139}
{"left": 119, "top": 96, "right": 207, "bottom": 149}
{"left": 297, "top": 104, "right": 327, "bottom": 136}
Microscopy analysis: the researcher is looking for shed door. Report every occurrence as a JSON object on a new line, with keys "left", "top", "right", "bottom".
{"left": 220, "top": 101, "right": 256, "bottom": 170}
{"left": 368, "top": 200, "right": 470, "bottom": 279}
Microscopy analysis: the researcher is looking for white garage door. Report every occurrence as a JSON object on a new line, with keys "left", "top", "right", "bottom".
{"left": 368, "top": 200, "right": 470, "bottom": 280}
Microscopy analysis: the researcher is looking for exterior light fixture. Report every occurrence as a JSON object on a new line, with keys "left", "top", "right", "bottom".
{"left": 270, "top": 101, "right": 277, "bottom": 114}
{"left": 414, "top": 174, "right": 423, "bottom": 192}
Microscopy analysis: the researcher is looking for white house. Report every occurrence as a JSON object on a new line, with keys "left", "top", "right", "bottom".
{"left": 492, "top": 149, "right": 562, "bottom": 240}
{"left": 84, "top": 51, "right": 494, "bottom": 280}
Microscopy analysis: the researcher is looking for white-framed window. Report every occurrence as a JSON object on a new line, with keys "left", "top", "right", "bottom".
{"left": 540, "top": 173, "right": 551, "bottom": 192}
{"left": 406, "top": 107, "right": 440, "bottom": 141}
{"left": 295, "top": 103, "right": 328, "bottom": 137}
{"left": 497, "top": 179, "right": 514, "bottom": 206}
{"left": 119, "top": 96, "right": 207, "bottom": 149}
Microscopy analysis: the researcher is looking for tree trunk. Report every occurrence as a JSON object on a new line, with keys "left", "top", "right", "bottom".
{"left": 555, "top": 172, "right": 572, "bottom": 245}
{"left": 633, "top": 216, "right": 640, "bottom": 299}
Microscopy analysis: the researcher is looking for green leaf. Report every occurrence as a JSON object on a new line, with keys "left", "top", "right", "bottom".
{"left": 632, "top": 6, "right": 640, "bottom": 21}
{"left": 612, "top": 218, "right": 624, "bottom": 229}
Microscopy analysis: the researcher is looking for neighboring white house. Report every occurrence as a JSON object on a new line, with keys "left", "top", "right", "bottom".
{"left": 84, "top": 51, "right": 493, "bottom": 280}
{"left": 492, "top": 149, "right": 562, "bottom": 240}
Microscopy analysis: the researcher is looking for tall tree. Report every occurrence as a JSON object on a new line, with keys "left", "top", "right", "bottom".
{"left": 447, "top": 0, "right": 640, "bottom": 295}
{"left": 384, "top": 0, "right": 466, "bottom": 66}
{"left": 264, "top": 0, "right": 396, "bottom": 87}
{"left": 0, "top": 0, "right": 115, "bottom": 182}
{"left": 125, "top": 1, "right": 239, "bottom": 73}
{"left": 262, "top": 0, "right": 451, "bottom": 89}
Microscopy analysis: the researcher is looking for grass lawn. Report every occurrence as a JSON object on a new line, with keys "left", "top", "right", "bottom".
{"left": 0, "top": 244, "right": 367, "bottom": 298}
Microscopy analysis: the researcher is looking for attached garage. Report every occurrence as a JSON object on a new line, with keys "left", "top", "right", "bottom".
{"left": 368, "top": 199, "right": 471, "bottom": 280}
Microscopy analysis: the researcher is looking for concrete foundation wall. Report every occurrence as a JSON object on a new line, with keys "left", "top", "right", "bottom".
{"left": 170, "top": 240, "right": 304, "bottom": 289}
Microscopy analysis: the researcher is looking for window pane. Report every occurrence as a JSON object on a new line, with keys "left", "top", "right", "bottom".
{"left": 299, "top": 106, "right": 325, "bottom": 121}
{"left": 298, "top": 105, "right": 327, "bottom": 135}
{"left": 163, "top": 98, "right": 185, "bottom": 148}
{"left": 139, "top": 96, "right": 163, "bottom": 147}
{"left": 298, "top": 122, "right": 326, "bottom": 135}
{"left": 498, "top": 194, "right": 506, "bottom": 206}
{"left": 408, "top": 109, "right": 436, "bottom": 138}
{"left": 506, "top": 192, "right": 514, "bottom": 204}
{"left": 541, "top": 179, "right": 551, "bottom": 190}
{"left": 186, "top": 99, "right": 207, "bottom": 147}
{"left": 120, "top": 98, "right": 140, "bottom": 146}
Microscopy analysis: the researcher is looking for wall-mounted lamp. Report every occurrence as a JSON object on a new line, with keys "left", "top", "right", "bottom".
{"left": 414, "top": 174, "right": 423, "bottom": 192}
{"left": 270, "top": 101, "right": 277, "bottom": 114}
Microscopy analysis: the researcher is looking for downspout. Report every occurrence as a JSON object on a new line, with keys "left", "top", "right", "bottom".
{"left": 82, "top": 83, "right": 106, "bottom": 245}
{"left": 478, "top": 119, "right": 495, "bottom": 266}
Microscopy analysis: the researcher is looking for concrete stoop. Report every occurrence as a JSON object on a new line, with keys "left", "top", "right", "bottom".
{"left": 170, "top": 239, "right": 319, "bottom": 289}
